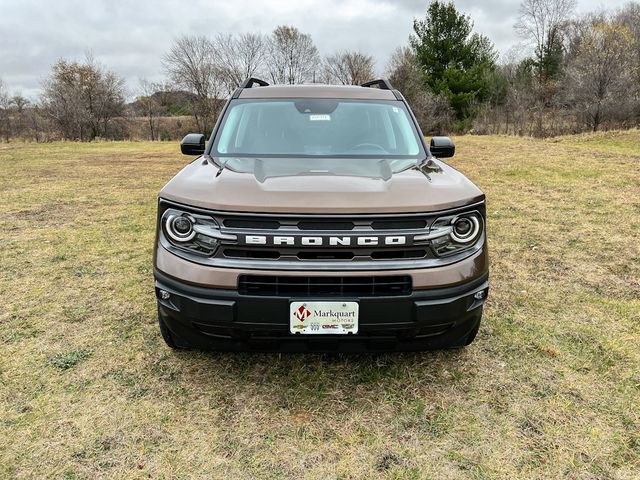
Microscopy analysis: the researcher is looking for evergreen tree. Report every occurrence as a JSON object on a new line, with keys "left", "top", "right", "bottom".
{"left": 535, "top": 26, "right": 565, "bottom": 84}
{"left": 411, "top": 1, "right": 497, "bottom": 124}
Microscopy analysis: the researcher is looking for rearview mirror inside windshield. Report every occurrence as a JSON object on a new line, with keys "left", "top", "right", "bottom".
{"left": 294, "top": 99, "right": 339, "bottom": 114}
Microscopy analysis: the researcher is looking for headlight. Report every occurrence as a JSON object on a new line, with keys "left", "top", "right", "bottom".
{"left": 161, "top": 208, "right": 235, "bottom": 256}
{"left": 426, "top": 211, "right": 483, "bottom": 257}
{"left": 165, "top": 214, "right": 196, "bottom": 242}
{"left": 450, "top": 215, "right": 480, "bottom": 243}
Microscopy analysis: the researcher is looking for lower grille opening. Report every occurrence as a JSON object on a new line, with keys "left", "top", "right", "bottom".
{"left": 238, "top": 275, "right": 412, "bottom": 297}
{"left": 297, "top": 251, "right": 354, "bottom": 260}
{"left": 224, "top": 249, "right": 280, "bottom": 259}
{"left": 371, "top": 249, "right": 427, "bottom": 260}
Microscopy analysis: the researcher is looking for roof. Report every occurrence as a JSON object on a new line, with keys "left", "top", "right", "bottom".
{"left": 237, "top": 84, "right": 398, "bottom": 100}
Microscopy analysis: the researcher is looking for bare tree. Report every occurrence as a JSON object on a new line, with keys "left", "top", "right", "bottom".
{"left": 565, "top": 18, "right": 637, "bottom": 131}
{"left": 267, "top": 25, "right": 320, "bottom": 84}
{"left": 485, "top": 54, "right": 538, "bottom": 136}
{"left": 615, "top": 2, "right": 640, "bottom": 88}
{"left": 136, "top": 78, "right": 165, "bottom": 141}
{"left": 214, "top": 33, "right": 266, "bottom": 90}
{"left": 0, "top": 82, "right": 47, "bottom": 141}
{"left": 515, "top": 0, "right": 576, "bottom": 135}
{"left": 516, "top": 0, "right": 576, "bottom": 80}
{"left": 163, "top": 35, "right": 224, "bottom": 133}
{"left": 41, "top": 55, "right": 126, "bottom": 140}
{"left": 323, "top": 51, "right": 375, "bottom": 85}
{"left": 0, "top": 78, "right": 10, "bottom": 141}
{"left": 387, "top": 47, "right": 423, "bottom": 98}
{"left": 9, "top": 94, "right": 30, "bottom": 139}
{"left": 386, "top": 47, "right": 453, "bottom": 133}
{"left": 616, "top": 1, "right": 640, "bottom": 40}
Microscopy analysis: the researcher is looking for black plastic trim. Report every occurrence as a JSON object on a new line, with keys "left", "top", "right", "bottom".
{"left": 239, "top": 77, "right": 269, "bottom": 89}
{"left": 361, "top": 78, "right": 394, "bottom": 90}
{"left": 154, "top": 269, "right": 489, "bottom": 352}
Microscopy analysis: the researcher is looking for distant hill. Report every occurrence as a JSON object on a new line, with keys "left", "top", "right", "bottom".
{"left": 128, "top": 90, "right": 197, "bottom": 116}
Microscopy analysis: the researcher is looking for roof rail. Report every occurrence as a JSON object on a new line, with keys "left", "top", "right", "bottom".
{"left": 361, "top": 78, "right": 394, "bottom": 90}
{"left": 239, "top": 77, "right": 269, "bottom": 89}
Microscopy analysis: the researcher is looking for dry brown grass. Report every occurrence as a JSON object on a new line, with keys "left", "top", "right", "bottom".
{"left": 0, "top": 134, "right": 638, "bottom": 479}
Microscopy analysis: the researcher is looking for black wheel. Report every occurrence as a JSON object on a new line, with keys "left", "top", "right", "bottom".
{"left": 158, "top": 305, "right": 191, "bottom": 349}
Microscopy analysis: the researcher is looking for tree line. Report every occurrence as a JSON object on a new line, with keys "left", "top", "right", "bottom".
{"left": 391, "top": 0, "right": 640, "bottom": 136}
{"left": 1, "top": 0, "right": 639, "bottom": 141}
{"left": 0, "top": 25, "right": 375, "bottom": 142}
{"left": 158, "top": 26, "right": 375, "bottom": 136}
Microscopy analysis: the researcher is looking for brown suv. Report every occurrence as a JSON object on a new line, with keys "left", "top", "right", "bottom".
{"left": 154, "top": 78, "right": 488, "bottom": 352}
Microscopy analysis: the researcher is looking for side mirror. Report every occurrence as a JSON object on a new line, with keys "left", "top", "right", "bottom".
{"left": 180, "top": 133, "right": 205, "bottom": 156}
{"left": 429, "top": 136, "right": 455, "bottom": 158}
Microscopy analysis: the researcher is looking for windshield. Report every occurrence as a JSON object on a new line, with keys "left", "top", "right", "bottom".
{"left": 213, "top": 99, "right": 424, "bottom": 159}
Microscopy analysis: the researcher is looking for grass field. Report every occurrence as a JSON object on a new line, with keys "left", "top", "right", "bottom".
{"left": 1, "top": 132, "right": 639, "bottom": 479}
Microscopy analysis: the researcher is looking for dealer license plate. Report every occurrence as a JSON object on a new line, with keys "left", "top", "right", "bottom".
{"left": 289, "top": 301, "right": 359, "bottom": 334}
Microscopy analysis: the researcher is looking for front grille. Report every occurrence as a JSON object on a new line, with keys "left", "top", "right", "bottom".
{"left": 238, "top": 275, "right": 412, "bottom": 297}
{"left": 223, "top": 248, "right": 280, "bottom": 259}
{"left": 223, "top": 219, "right": 281, "bottom": 229}
{"left": 371, "top": 219, "right": 427, "bottom": 230}
{"left": 298, "top": 220, "right": 354, "bottom": 230}
{"left": 213, "top": 212, "right": 440, "bottom": 266}
{"left": 370, "top": 249, "right": 427, "bottom": 259}
{"left": 159, "top": 199, "right": 485, "bottom": 271}
{"left": 296, "top": 251, "right": 354, "bottom": 260}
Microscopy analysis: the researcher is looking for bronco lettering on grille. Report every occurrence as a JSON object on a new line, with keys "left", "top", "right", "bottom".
{"left": 243, "top": 235, "right": 409, "bottom": 247}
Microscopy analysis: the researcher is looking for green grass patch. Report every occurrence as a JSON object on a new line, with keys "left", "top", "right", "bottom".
{"left": 47, "top": 349, "right": 93, "bottom": 371}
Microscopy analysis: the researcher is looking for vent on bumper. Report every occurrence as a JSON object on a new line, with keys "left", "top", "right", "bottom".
{"left": 238, "top": 275, "right": 412, "bottom": 297}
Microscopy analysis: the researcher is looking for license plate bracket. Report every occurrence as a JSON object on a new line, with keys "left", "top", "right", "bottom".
{"left": 289, "top": 301, "right": 359, "bottom": 334}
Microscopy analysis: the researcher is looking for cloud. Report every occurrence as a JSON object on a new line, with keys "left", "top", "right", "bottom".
{"left": 0, "top": 0, "right": 631, "bottom": 99}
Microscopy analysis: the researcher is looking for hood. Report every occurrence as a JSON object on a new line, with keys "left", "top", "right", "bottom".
{"left": 159, "top": 156, "right": 484, "bottom": 214}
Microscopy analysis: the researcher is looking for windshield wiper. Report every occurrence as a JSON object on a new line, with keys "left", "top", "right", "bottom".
{"left": 204, "top": 154, "right": 225, "bottom": 177}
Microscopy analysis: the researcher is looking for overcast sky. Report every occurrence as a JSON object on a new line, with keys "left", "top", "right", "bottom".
{"left": 0, "top": 0, "right": 630, "bottom": 99}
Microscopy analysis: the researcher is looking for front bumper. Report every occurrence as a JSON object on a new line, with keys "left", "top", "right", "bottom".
{"left": 155, "top": 269, "right": 489, "bottom": 352}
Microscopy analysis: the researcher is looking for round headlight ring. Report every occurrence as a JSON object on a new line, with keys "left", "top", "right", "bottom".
{"left": 450, "top": 215, "right": 480, "bottom": 244}
{"left": 165, "top": 214, "right": 196, "bottom": 242}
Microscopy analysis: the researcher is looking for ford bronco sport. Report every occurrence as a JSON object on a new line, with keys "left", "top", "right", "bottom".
{"left": 154, "top": 78, "right": 488, "bottom": 352}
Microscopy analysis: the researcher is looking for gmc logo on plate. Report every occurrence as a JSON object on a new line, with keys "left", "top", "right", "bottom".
{"left": 242, "top": 235, "right": 410, "bottom": 247}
